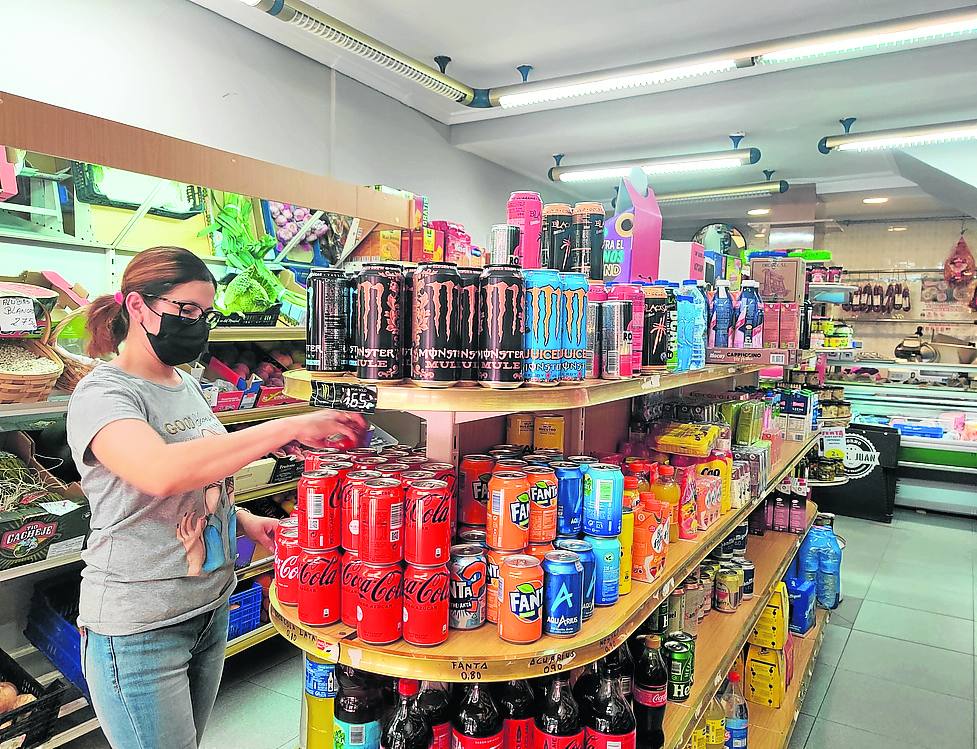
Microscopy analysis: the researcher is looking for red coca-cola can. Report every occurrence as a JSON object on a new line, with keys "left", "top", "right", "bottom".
{"left": 400, "top": 470, "right": 436, "bottom": 486}
{"left": 279, "top": 516, "right": 298, "bottom": 531}
{"left": 401, "top": 455, "right": 430, "bottom": 467}
{"left": 359, "top": 477, "right": 405, "bottom": 564}
{"left": 274, "top": 525, "right": 300, "bottom": 606}
{"left": 304, "top": 447, "right": 341, "bottom": 472}
{"left": 424, "top": 462, "right": 458, "bottom": 536}
{"left": 320, "top": 460, "right": 353, "bottom": 481}
{"left": 403, "top": 563, "right": 449, "bottom": 647}
{"left": 340, "top": 550, "right": 363, "bottom": 628}
{"left": 341, "top": 470, "right": 382, "bottom": 553}
{"left": 381, "top": 449, "right": 411, "bottom": 458}
{"left": 298, "top": 470, "right": 340, "bottom": 550}
{"left": 404, "top": 479, "right": 452, "bottom": 566}
{"left": 357, "top": 563, "right": 403, "bottom": 644}
{"left": 297, "top": 548, "right": 341, "bottom": 626}
{"left": 346, "top": 447, "right": 378, "bottom": 456}
{"left": 376, "top": 462, "right": 410, "bottom": 480}
{"left": 352, "top": 455, "right": 388, "bottom": 471}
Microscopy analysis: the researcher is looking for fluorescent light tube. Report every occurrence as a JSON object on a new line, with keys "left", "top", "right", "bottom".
{"left": 820, "top": 119, "right": 977, "bottom": 153}
{"left": 550, "top": 148, "right": 759, "bottom": 183}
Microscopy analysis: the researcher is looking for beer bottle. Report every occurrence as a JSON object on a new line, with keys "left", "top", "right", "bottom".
{"left": 495, "top": 679, "right": 536, "bottom": 749}
{"left": 583, "top": 658, "right": 636, "bottom": 749}
{"left": 633, "top": 636, "right": 668, "bottom": 749}
{"left": 452, "top": 683, "right": 504, "bottom": 749}
{"left": 534, "top": 674, "right": 584, "bottom": 749}
{"left": 381, "top": 679, "right": 432, "bottom": 749}
{"left": 335, "top": 666, "right": 383, "bottom": 749}
{"left": 415, "top": 681, "right": 452, "bottom": 749}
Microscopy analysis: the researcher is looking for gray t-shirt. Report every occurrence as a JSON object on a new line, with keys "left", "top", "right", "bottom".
{"left": 66, "top": 365, "right": 236, "bottom": 636}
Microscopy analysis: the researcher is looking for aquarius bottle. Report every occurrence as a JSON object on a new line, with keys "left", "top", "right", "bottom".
{"left": 709, "top": 280, "right": 736, "bottom": 348}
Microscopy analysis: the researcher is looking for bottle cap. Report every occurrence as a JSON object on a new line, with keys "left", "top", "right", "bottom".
{"left": 658, "top": 465, "right": 674, "bottom": 476}
{"left": 624, "top": 476, "right": 639, "bottom": 489}
{"left": 644, "top": 635, "right": 662, "bottom": 648}
{"left": 729, "top": 671, "right": 741, "bottom": 683}
{"left": 682, "top": 279, "right": 697, "bottom": 285}
{"left": 398, "top": 678, "right": 420, "bottom": 697}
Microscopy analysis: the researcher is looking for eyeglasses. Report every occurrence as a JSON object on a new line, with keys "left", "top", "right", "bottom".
{"left": 144, "top": 295, "right": 221, "bottom": 329}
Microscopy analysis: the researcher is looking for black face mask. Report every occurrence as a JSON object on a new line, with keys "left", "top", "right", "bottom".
{"left": 141, "top": 309, "right": 210, "bottom": 366}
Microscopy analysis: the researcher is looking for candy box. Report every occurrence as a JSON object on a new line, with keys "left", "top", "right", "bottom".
{"left": 745, "top": 644, "right": 787, "bottom": 707}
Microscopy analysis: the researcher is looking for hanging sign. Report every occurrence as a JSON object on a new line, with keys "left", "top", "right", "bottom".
{"left": 820, "top": 426, "right": 847, "bottom": 460}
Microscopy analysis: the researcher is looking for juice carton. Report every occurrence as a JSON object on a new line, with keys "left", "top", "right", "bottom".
{"left": 779, "top": 303, "right": 800, "bottom": 349}
{"left": 763, "top": 302, "right": 781, "bottom": 348}
{"left": 675, "top": 466, "right": 699, "bottom": 540}
{"left": 693, "top": 474, "right": 722, "bottom": 530}
{"left": 631, "top": 494, "right": 670, "bottom": 583}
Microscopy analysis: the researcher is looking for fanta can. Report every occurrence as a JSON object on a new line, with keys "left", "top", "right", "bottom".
{"left": 486, "top": 471, "right": 531, "bottom": 550}
{"left": 498, "top": 555, "right": 544, "bottom": 644}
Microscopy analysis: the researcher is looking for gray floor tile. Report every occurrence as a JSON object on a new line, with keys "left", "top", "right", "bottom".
{"left": 839, "top": 630, "right": 974, "bottom": 700}
{"left": 788, "top": 712, "right": 815, "bottom": 749}
{"left": 893, "top": 508, "right": 977, "bottom": 534}
{"left": 275, "top": 739, "right": 299, "bottom": 749}
{"left": 799, "top": 661, "right": 836, "bottom": 717}
{"left": 221, "top": 636, "right": 298, "bottom": 685}
{"left": 201, "top": 681, "right": 302, "bottom": 749}
{"left": 804, "top": 718, "right": 917, "bottom": 749}
{"left": 829, "top": 596, "right": 862, "bottom": 629}
{"left": 866, "top": 567, "right": 974, "bottom": 620}
{"left": 815, "top": 624, "right": 850, "bottom": 666}
{"left": 818, "top": 668, "right": 975, "bottom": 747}
{"left": 249, "top": 652, "right": 303, "bottom": 699}
{"left": 854, "top": 599, "right": 974, "bottom": 654}
{"left": 839, "top": 568, "right": 875, "bottom": 599}
{"left": 872, "top": 559, "right": 973, "bottom": 593}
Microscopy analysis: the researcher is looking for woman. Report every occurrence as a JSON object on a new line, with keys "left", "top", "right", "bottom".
{"left": 67, "top": 247, "right": 364, "bottom": 749}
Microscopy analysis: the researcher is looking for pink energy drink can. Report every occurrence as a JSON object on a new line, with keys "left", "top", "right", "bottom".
{"left": 586, "top": 281, "right": 607, "bottom": 378}
{"left": 507, "top": 191, "right": 543, "bottom": 269}
{"left": 608, "top": 283, "right": 644, "bottom": 375}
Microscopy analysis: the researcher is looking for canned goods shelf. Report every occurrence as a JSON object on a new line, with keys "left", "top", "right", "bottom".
{"left": 216, "top": 403, "right": 313, "bottom": 425}
{"left": 748, "top": 608, "right": 830, "bottom": 749}
{"left": 236, "top": 479, "right": 298, "bottom": 503}
{"left": 283, "top": 365, "right": 761, "bottom": 416}
{"left": 268, "top": 434, "right": 819, "bottom": 682}
{"left": 209, "top": 326, "right": 305, "bottom": 342}
{"left": 661, "top": 503, "right": 818, "bottom": 749}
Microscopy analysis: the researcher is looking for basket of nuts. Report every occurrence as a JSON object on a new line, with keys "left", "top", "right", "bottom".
{"left": 0, "top": 308, "right": 64, "bottom": 404}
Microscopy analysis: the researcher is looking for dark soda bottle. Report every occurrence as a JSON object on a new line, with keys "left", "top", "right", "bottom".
{"left": 381, "top": 679, "right": 432, "bottom": 749}
{"left": 495, "top": 679, "right": 535, "bottom": 749}
{"left": 628, "top": 616, "right": 657, "bottom": 663}
{"left": 335, "top": 666, "right": 383, "bottom": 749}
{"left": 415, "top": 680, "right": 452, "bottom": 749}
{"left": 453, "top": 683, "right": 504, "bottom": 749}
{"left": 572, "top": 663, "right": 599, "bottom": 721}
{"left": 603, "top": 645, "right": 634, "bottom": 701}
{"left": 534, "top": 674, "right": 584, "bottom": 749}
{"left": 632, "top": 636, "right": 668, "bottom": 749}
{"left": 583, "top": 658, "right": 636, "bottom": 749}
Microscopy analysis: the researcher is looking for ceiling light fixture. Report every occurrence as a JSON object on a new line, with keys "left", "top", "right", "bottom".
{"left": 820, "top": 119, "right": 977, "bottom": 153}
{"left": 549, "top": 148, "right": 760, "bottom": 183}
{"left": 888, "top": 226, "right": 909, "bottom": 232}
{"left": 655, "top": 180, "right": 789, "bottom": 205}
{"left": 862, "top": 197, "right": 889, "bottom": 204}
{"left": 747, "top": 208, "right": 771, "bottom": 216}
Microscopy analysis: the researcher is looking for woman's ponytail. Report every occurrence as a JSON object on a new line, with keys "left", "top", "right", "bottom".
{"left": 85, "top": 293, "right": 129, "bottom": 358}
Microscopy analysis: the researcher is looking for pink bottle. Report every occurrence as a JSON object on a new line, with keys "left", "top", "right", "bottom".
{"left": 607, "top": 283, "right": 645, "bottom": 375}
{"left": 507, "top": 191, "right": 543, "bottom": 269}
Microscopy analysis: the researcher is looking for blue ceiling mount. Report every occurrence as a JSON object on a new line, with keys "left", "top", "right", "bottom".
{"left": 468, "top": 89, "right": 492, "bottom": 108}
{"left": 552, "top": 154, "right": 565, "bottom": 166}
{"left": 516, "top": 65, "right": 534, "bottom": 83}
{"left": 434, "top": 56, "right": 451, "bottom": 74}
{"left": 546, "top": 154, "right": 565, "bottom": 182}
{"left": 840, "top": 117, "right": 857, "bottom": 133}
{"left": 819, "top": 117, "right": 857, "bottom": 154}
{"left": 729, "top": 133, "right": 745, "bottom": 149}
{"left": 763, "top": 169, "right": 776, "bottom": 180}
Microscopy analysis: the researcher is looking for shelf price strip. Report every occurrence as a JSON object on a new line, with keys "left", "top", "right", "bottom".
{"left": 310, "top": 380, "right": 379, "bottom": 413}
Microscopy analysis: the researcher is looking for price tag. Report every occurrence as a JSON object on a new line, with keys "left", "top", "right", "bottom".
{"left": 820, "top": 426, "right": 846, "bottom": 459}
{"left": 310, "top": 380, "right": 379, "bottom": 413}
{"left": 0, "top": 297, "right": 38, "bottom": 334}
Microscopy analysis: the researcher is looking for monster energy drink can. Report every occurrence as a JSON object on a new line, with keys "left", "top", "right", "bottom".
{"left": 344, "top": 270, "right": 358, "bottom": 372}
{"left": 305, "top": 269, "right": 348, "bottom": 374}
{"left": 411, "top": 262, "right": 461, "bottom": 388}
{"left": 355, "top": 263, "right": 404, "bottom": 384}
{"left": 571, "top": 202, "right": 605, "bottom": 281}
{"left": 523, "top": 269, "right": 563, "bottom": 386}
{"left": 559, "top": 272, "right": 588, "bottom": 382}
{"left": 478, "top": 265, "right": 525, "bottom": 389}
{"left": 457, "top": 267, "right": 481, "bottom": 386}
{"left": 542, "top": 203, "right": 573, "bottom": 271}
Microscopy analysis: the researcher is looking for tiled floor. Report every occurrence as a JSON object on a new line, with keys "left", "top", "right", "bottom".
{"left": 65, "top": 508, "right": 977, "bottom": 749}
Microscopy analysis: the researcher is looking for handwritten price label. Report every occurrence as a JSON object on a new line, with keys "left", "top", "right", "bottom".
{"left": 310, "top": 380, "right": 379, "bottom": 413}
{"left": 0, "top": 297, "right": 38, "bottom": 334}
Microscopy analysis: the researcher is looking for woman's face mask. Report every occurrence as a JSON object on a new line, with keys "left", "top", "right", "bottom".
{"left": 140, "top": 297, "right": 212, "bottom": 366}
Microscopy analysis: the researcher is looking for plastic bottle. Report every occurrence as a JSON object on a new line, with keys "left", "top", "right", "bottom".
{"left": 381, "top": 679, "right": 432, "bottom": 749}
{"left": 675, "top": 283, "right": 695, "bottom": 373}
{"left": 703, "top": 697, "right": 726, "bottom": 749}
{"left": 709, "top": 280, "right": 736, "bottom": 348}
{"left": 651, "top": 466, "right": 680, "bottom": 542}
{"left": 335, "top": 666, "right": 383, "bottom": 749}
{"left": 583, "top": 658, "right": 636, "bottom": 748}
{"left": 735, "top": 281, "right": 764, "bottom": 349}
{"left": 682, "top": 280, "right": 707, "bottom": 369}
{"left": 719, "top": 672, "right": 748, "bottom": 749}
{"left": 534, "top": 674, "right": 584, "bottom": 748}
{"left": 633, "top": 635, "right": 668, "bottom": 749}
{"left": 798, "top": 527, "right": 824, "bottom": 585}
{"left": 414, "top": 681, "right": 452, "bottom": 749}
{"left": 495, "top": 679, "right": 536, "bottom": 749}
{"left": 817, "top": 526, "right": 843, "bottom": 609}
{"left": 452, "top": 683, "right": 504, "bottom": 749}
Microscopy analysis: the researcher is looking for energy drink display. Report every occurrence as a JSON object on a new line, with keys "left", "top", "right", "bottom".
{"left": 305, "top": 268, "right": 349, "bottom": 374}
{"left": 586, "top": 281, "right": 607, "bottom": 379}
{"left": 456, "top": 267, "right": 481, "bottom": 385}
{"left": 411, "top": 262, "right": 461, "bottom": 387}
{"left": 559, "top": 272, "right": 588, "bottom": 382}
{"left": 600, "top": 301, "right": 632, "bottom": 379}
{"left": 354, "top": 263, "right": 404, "bottom": 384}
{"left": 478, "top": 264, "right": 525, "bottom": 388}
{"left": 571, "top": 202, "right": 605, "bottom": 281}
{"left": 523, "top": 269, "right": 564, "bottom": 386}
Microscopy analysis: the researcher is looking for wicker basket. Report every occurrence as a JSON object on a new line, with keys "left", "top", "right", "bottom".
{"left": 51, "top": 307, "right": 97, "bottom": 392}
{"left": 0, "top": 309, "right": 65, "bottom": 404}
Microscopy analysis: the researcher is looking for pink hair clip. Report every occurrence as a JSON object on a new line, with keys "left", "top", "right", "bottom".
{"left": 114, "top": 291, "right": 124, "bottom": 305}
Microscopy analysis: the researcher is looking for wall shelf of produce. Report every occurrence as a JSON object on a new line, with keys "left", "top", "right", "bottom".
{"left": 268, "top": 432, "right": 820, "bottom": 682}
{"left": 662, "top": 503, "right": 818, "bottom": 749}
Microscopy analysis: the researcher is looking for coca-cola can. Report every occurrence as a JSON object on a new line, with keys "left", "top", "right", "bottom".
{"left": 340, "top": 550, "right": 363, "bottom": 628}
{"left": 298, "top": 470, "right": 340, "bottom": 551}
{"left": 403, "top": 563, "right": 450, "bottom": 647}
{"left": 341, "top": 470, "right": 382, "bottom": 554}
{"left": 352, "top": 455, "right": 388, "bottom": 472}
{"left": 357, "top": 563, "right": 403, "bottom": 644}
{"left": 304, "top": 447, "right": 341, "bottom": 472}
{"left": 274, "top": 525, "right": 300, "bottom": 606}
{"left": 404, "top": 479, "right": 452, "bottom": 566}
{"left": 424, "top": 461, "right": 458, "bottom": 536}
{"left": 401, "top": 455, "right": 431, "bottom": 468}
{"left": 375, "top": 462, "right": 410, "bottom": 480}
{"left": 358, "top": 478, "right": 405, "bottom": 564}
{"left": 400, "top": 470, "right": 437, "bottom": 486}
{"left": 297, "top": 548, "right": 341, "bottom": 626}
{"left": 346, "top": 447, "right": 378, "bottom": 456}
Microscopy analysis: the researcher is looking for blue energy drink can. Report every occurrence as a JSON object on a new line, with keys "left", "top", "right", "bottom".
{"left": 583, "top": 463, "right": 624, "bottom": 536}
{"left": 559, "top": 272, "right": 588, "bottom": 382}
{"left": 542, "top": 550, "right": 584, "bottom": 637}
{"left": 586, "top": 535, "right": 622, "bottom": 606}
{"left": 551, "top": 461, "right": 584, "bottom": 536}
{"left": 523, "top": 269, "right": 563, "bottom": 386}
{"left": 555, "top": 538, "right": 596, "bottom": 620}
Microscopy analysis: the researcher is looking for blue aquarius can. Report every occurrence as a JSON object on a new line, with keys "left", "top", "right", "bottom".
{"left": 583, "top": 463, "right": 624, "bottom": 537}
{"left": 542, "top": 550, "right": 584, "bottom": 637}
{"left": 523, "top": 269, "right": 564, "bottom": 386}
{"left": 551, "top": 461, "right": 584, "bottom": 536}
{"left": 555, "top": 538, "right": 596, "bottom": 620}
{"left": 559, "top": 272, "right": 588, "bottom": 383}
{"left": 566, "top": 455, "right": 596, "bottom": 472}
{"left": 586, "top": 535, "right": 622, "bottom": 607}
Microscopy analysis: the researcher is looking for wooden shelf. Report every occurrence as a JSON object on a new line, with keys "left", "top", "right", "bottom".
{"left": 216, "top": 403, "right": 312, "bottom": 425}
{"left": 662, "top": 503, "right": 817, "bottom": 749}
{"left": 225, "top": 622, "right": 278, "bottom": 657}
{"left": 237, "top": 557, "right": 274, "bottom": 580}
{"left": 269, "top": 433, "right": 819, "bottom": 682}
{"left": 0, "top": 551, "right": 83, "bottom": 583}
{"left": 237, "top": 479, "right": 298, "bottom": 503}
{"left": 283, "top": 365, "right": 761, "bottom": 416}
{"left": 210, "top": 326, "right": 304, "bottom": 342}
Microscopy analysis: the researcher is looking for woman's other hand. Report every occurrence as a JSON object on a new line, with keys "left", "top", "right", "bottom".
{"left": 289, "top": 410, "right": 368, "bottom": 449}
{"left": 237, "top": 511, "right": 277, "bottom": 553}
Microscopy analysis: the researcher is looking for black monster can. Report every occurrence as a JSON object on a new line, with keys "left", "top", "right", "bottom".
{"left": 344, "top": 270, "right": 358, "bottom": 372}
{"left": 457, "top": 267, "right": 481, "bottom": 386}
{"left": 411, "top": 262, "right": 461, "bottom": 388}
{"left": 477, "top": 264, "right": 525, "bottom": 389}
{"left": 403, "top": 268, "right": 414, "bottom": 375}
{"left": 542, "top": 203, "right": 573, "bottom": 271}
{"left": 571, "top": 202, "right": 605, "bottom": 282}
{"left": 355, "top": 263, "right": 404, "bottom": 384}
{"left": 305, "top": 268, "right": 348, "bottom": 374}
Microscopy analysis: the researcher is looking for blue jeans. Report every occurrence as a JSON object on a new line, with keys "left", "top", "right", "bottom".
{"left": 82, "top": 603, "right": 229, "bottom": 749}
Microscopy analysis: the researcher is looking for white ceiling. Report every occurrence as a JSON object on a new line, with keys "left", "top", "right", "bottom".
{"left": 192, "top": 0, "right": 977, "bottom": 220}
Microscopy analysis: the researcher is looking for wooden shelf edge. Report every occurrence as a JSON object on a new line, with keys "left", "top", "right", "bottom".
{"left": 237, "top": 480, "right": 298, "bottom": 503}
{"left": 216, "top": 403, "right": 312, "bottom": 425}
{"left": 0, "top": 551, "right": 83, "bottom": 583}
{"left": 209, "top": 327, "right": 305, "bottom": 342}
{"left": 225, "top": 623, "right": 278, "bottom": 657}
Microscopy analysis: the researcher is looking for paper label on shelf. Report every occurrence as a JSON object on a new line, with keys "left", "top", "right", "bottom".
{"left": 310, "top": 380, "right": 378, "bottom": 413}
{"left": 314, "top": 639, "right": 339, "bottom": 662}
{"left": 0, "top": 296, "right": 37, "bottom": 333}
{"left": 820, "top": 426, "right": 846, "bottom": 460}
{"left": 39, "top": 500, "right": 82, "bottom": 517}
{"left": 45, "top": 535, "right": 85, "bottom": 559}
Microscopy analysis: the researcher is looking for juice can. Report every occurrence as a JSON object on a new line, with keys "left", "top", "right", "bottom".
{"left": 449, "top": 543, "right": 487, "bottom": 630}
{"left": 523, "top": 269, "right": 564, "bottom": 386}
{"left": 618, "top": 506, "right": 634, "bottom": 596}
{"left": 525, "top": 466, "right": 558, "bottom": 543}
{"left": 533, "top": 414, "right": 565, "bottom": 451}
{"left": 583, "top": 463, "right": 624, "bottom": 537}
{"left": 486, "top": 471, "right": 531, "bottom": 551}
{"left": 542, "top": 550, "right": 584, "bottom": 637}
{"left": 554, "top": 538, "right": 596, "bottom": 620}
{"left": 552, "top": 461, "right": 584, "bottom": 537}
{"left": 486, "top": 547, "right": 521, "bottom": 624}
{"left": 506, "top": 413, "right": 535, "bottom": 447}
{"left": 585, "top": 535, "right": 621, "bottom": 606}
{"left": 559, "top": 272, "right": 588, "bottom": 383}
{"left": 458, "top": 454, "right": 495, "bottom": 526}
{"left": 498, "top": 555, "right": 544, "bottom": 644}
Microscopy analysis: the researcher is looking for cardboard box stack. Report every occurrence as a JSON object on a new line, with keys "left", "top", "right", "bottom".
{"left": 745, "top": 581, "right": 793, "bottom": 708}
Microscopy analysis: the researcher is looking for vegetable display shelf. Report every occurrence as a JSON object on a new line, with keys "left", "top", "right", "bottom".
{"left": 269, "top": 432, "right": 820, "bottom": 683}
{"left": 209, "top": 326, "right": 304, "bottom": 343}
{"left": 662, "top": 503, "right": 818, "bottom": 749}
{"left": 748, "top": 609, "right": 830, "bottom": 749}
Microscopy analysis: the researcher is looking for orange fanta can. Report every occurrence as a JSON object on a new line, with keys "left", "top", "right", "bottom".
{"left": 498, "top": 554, "right": 544, "bottom": 644}
{"left": 487, "top": 471, "right": 531, "bottom": 550}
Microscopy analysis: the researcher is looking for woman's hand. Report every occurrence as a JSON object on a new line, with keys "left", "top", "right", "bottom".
{"left": 288, "top": 410, "right": 368, "bottom": 449}
{"left": 237, "top": 510, "right": 277, "bottom": 553}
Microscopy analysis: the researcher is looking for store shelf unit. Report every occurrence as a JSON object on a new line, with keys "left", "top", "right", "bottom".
{"left": 225, "top": 622, "right": 278, "bottom": 657}
{"left": 209, "top": 326, "right": 304, "bottom": 342}
{"left": 237, "top": 557, "right": 274, "bottom": 581}
{"left": 0, "top": 552, "right": 83, "bottom": 583}
{"left": 662, "top": 503, "right": 818, "bottom": 749}
{"left": 269, "top": 432, "right": 820, "bottom": 682}
{"left": 749, "top": 609, "right": 830, "bottom": 749}
{"left": 236, "top": 479, "right": 298, "bottom": 503}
